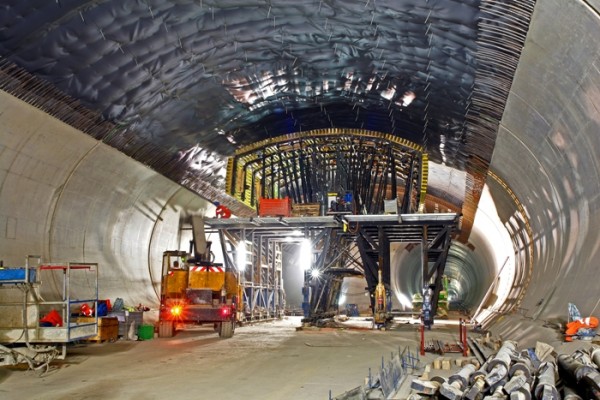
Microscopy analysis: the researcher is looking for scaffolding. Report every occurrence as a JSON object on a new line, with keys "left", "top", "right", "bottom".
{"left": 215, "top": 226, "right": 286, "bottom": 321}
{"left": 205, "top": 213, "right": 459, "bottom": 326}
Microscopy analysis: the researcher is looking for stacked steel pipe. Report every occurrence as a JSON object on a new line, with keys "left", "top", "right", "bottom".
{"left": 464, "top": 361, "right": 489, "bottom": 400}
{"left": 557, "top": 346, "right": 600, "bottom": 400}
{"left": 440, "top": 364, "right": 477, "bottom": 399}
{"left": 409, "top": 342, "right": 600, "bottom": 399}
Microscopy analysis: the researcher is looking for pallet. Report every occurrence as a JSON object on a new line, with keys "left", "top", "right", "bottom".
{"left": 84, "top": 335, "right": 117, "bottom": 343}
{"left": 425, "top": 340, "right": 467, "bottom": 355}
{"left": 291, "top": 203, "right": 321, "bottom": 217}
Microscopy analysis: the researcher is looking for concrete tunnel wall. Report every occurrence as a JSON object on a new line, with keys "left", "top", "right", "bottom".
{"left": 0, "top": 0, "right": 599, "bottom": 347}
{"left": 486, "top": 0, "right": 600, "bottom": 345}
{"left": 0, "top": 91, "right": 216, "bottom": 309}
{"left": 387, "top": 0, "right": 600, "bottom": 347}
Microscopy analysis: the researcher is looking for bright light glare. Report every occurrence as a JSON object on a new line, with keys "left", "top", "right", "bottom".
{"left": 310, "top": 269, "right": 321, "bottom": 279}
{"left": 300, "top": 239, "right": 312, "bottom": 271}
{"left": 396, "top": 292, "right": 413, "bottom": 309}
{"left": 401, "top": 91, "right": 416, "bottom": 107}
{"left": 220, "top": 306, "right": 231, "bottom": 317}
{"left": 471, "top": 185, "right": 516, "bottom": 326}
{"left": 285, "top": 231, "right": 304, "bottom": 242}
{"left": 237, "top": 242, "right": 247, "bottom": 271}
{"left": 170, "top": 305, "right": 183, "bottom": 317}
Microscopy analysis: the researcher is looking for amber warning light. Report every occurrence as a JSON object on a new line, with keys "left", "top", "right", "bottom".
{"left": 170, "top": 305, "right": 183, "bottom": 317}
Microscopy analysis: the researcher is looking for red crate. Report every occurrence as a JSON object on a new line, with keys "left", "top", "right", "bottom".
{"left": 258, "top": 197, "right": 292, "bottom": 217}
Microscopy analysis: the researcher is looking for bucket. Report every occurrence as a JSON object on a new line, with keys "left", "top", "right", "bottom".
{"left": 138, "top": 324, "right": 154, "bottom": 340}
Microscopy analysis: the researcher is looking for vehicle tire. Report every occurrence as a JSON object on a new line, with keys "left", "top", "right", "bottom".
{"left": 218, "top": 320, "right": 234, "bottom": 338}
{"left": 159, "top": 320, "right": 174, "bottom": 338}
{"left": 213, "top": 322, "right": 220, "bottom": 332}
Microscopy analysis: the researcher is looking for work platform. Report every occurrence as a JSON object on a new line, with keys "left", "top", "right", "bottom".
{"left": 204, "top": 213, "right": 460, "bottom": 324}
{"left": 0, "top": 257, "right": 99, "bottom": 368}
{"left": 0, "top": 260, "right": 99, "bottom": 344}
{"left": 204, "top": 213, "right": 458, "bottom": 232}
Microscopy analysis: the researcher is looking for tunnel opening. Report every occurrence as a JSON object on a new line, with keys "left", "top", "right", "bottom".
{"left": 389, "top": 241, "right": 495, "bottom": 317}
{"left": 387, "top": 183, "right": 530, "bottom": 326}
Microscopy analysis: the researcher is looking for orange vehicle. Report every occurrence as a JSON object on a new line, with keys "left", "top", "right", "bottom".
{"left": 158, "top": 247, "right": 242, "bottom": 338}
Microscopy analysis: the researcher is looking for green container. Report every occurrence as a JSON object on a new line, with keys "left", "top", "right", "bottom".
{"left": 138, "top": 324, "right": 154, "bottom": 340}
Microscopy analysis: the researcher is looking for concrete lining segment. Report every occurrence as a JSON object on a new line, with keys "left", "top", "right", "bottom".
{"left": 488, "top": 0, "right": 600, "bottom": 343}
{"left": 584, "top": 0, "right": 600, "bottom": 14}
{"left": 0, "top": 90, "right": 215, "bottom": 304}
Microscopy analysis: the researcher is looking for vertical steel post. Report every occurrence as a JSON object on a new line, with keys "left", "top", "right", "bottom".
{"left": 302, "top": 270, "right": 310, "bottom": 318}
{"left": 420, "top": 323, "right": 425, "bottom": 355}
{"left": 462, "top": 321, "right": 468, "bottom": 357}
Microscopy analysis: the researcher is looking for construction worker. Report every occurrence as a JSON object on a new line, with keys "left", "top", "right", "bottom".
{"left": 565, "top": 316, "right": 599, "bottom": 341}
{"left": 214, "top": 202, "right": 232, "bottom": 218}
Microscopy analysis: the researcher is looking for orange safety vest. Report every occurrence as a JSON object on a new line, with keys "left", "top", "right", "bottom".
{"left": 566, "top": 316, "right": 598, "bottom": 336}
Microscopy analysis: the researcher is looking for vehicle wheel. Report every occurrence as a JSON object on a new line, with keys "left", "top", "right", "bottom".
{"left": 159, "top": 320, "right": 174, "bottom": 338}
{"left": 218, "top": 320, "right": 234, "bottom": 338}
{"left": 213, "top": 322, "right": 220, "bottom": 332}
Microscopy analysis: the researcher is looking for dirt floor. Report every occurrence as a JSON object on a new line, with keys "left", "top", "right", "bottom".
{"left": 0, "top": 317, "right": 444, "bottom": 399}
{"left": 1, "top": 316, "right": 539, "bottom": 400}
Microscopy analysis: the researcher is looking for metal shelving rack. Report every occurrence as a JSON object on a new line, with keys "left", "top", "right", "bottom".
{"left": 0, "top": 256, "right": 99, "bottom": 369}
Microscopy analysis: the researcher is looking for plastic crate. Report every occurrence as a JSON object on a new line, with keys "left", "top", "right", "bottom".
{"left": 291, "top": 203, "right": 321, "bottom": 217}
{"left": 0, "top": 268, "right": 36, "bottom": 282}
{"left": 107, "top": 311, "right": 143, "bottom": 338}
{"left": 258, "top": 197, "right": 292, "bottom": 217}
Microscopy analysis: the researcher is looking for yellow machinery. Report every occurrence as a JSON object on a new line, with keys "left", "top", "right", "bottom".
{"left": 158, "top": 245, "right": 243, "bottom": 338}
{"left": 373, "top": 269, "right": 389, "bottom": 327}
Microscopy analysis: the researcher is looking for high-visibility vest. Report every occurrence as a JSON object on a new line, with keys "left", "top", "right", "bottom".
{"left": 566, "top": 316, "right": 599, "bottom": 335}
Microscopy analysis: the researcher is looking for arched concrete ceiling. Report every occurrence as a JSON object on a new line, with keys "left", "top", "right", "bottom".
{"left": 0, "top": 0, "right": 535, "bottom": 222}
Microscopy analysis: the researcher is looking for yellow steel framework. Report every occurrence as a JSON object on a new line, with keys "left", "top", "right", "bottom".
{"left": 226, "top": 128, "right": 428, "bottom": 215}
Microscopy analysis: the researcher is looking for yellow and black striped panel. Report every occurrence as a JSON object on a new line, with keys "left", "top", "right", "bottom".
{"left": 419, "top": 153, "right": 429, "bottom": 211}
{"left": 226, "top": 128, "right": 426, "bottom": 209}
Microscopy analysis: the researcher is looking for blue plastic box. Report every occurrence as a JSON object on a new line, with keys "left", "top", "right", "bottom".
{"left": 0, "top": 268, "right": 36, "bottom": 282}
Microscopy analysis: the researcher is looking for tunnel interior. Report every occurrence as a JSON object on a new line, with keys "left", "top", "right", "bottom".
{"left": 390, "top": 234, "right": 496, "bottom": 314}
{"left": 0, "top": 0, "right": 600, "bottom": 347}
